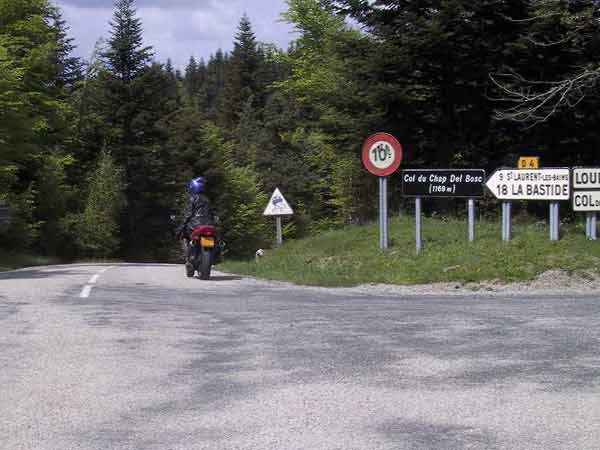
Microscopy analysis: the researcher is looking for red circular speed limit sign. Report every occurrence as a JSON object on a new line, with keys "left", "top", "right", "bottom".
{"left": 362, "top": 132, "right": 403, "bottom": 177}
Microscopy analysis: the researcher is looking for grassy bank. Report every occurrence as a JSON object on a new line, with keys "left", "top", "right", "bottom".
{"left": 0, "top": 251, "right": 60, "bottom": 272}
{"left": 221, "top": 216, "right": 600, "bottom": 287}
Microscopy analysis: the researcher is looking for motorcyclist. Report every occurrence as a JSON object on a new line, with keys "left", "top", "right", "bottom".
{"left": 176, "top": 176, "right": 216, "bottom": 268}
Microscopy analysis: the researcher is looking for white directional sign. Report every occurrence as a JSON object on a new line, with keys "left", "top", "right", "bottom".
{"left": 573, "top": 191, "right": 600, "bottom": 211}
{"left": 486, "top": 168, "right": 570, "bottom": 201}
{"left": 263, "top": 188, "right": 293, "bottom": 216}
{"left": 573, "top": 168, "right": 600, "bottom": 189}
{"left": 573, "top": 168, "right": 600, "bottom": 211}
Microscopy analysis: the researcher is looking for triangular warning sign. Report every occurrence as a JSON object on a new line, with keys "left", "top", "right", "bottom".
{"left": 263, "top": 188, "right": 294, "bottom": 216}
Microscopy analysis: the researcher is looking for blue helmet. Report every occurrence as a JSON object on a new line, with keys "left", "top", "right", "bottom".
{"left": 188, "top": 176, "right": 205, "bottom": 195}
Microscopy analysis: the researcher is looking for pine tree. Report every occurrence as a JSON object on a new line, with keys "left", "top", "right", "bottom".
{"left": 234, "top": 14, "right": 259, "bottom": 97}
{"left": 74, "top": 150, "right": 126, "bottom": 258}
{"left": 194, "top": 59, "right": 208, "bottom": 112}
{"left": 184, "top": 55, "right": 198, "bottom": 102}
{"left": 183, "top": 56, "right": 209, "bottom": 111}
{"left": 47, "top": 5, "right": 84, "bottom": 87}
{"left": 220, "top": 14, "right": 260, "bottom": 128}
{"left": 165, "top": 58, "right": 174, "bottom": 76}
{"left": 96, "top": 0, "right": 154, "bottom": 153}
{"left": 102, "top": 0, "right": 152, "bottom": 82}
{"left": 205, "top": 50, "right": 227, "bottom": 118}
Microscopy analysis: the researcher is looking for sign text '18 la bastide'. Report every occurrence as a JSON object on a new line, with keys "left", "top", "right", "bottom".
{"left": 486, "top": 168, "right": 570, "bottom": 200}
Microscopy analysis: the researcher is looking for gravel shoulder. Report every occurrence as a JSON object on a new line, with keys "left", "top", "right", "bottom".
{"left": 220, "top": 268, "right": 600, "bottom": 298}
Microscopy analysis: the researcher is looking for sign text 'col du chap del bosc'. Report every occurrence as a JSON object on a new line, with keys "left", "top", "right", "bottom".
{"left": 402, "top": 169, "right": 485, "bottom": 198}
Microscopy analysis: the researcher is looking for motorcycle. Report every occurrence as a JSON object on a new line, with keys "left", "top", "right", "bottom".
{"left": 187, "top": 225, "right": 218, "bottom": 280}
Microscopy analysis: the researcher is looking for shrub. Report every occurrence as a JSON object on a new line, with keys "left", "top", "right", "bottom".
{"left": 72, "top": 150, "right": 125, "bottom": 258}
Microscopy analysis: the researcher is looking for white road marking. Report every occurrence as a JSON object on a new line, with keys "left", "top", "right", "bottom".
{"left": 79, "top": 266, "right": 114, "bottom": 298}
{"left": 80, "top": 285, "right": 92, "bottom": 298}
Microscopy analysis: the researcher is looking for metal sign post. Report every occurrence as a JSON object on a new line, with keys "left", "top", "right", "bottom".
{"left": 468, "top": 199, "right": 475, "bottom": 242}
{"left": 586, "top": 214, "right": 591, "bottom": 240}
{"left": 378, "top": 177, "right": 389, "bottom": 249}
{"left": 401, "top": 169, "right": 486, "bottom": 249}
{"left": 362, "top": 133, "right": 403, "bottom": 251}
{"left": 549, "top": 202, "right": 560, "bottom": 241}
{"left": 263, "top": 188, "right": 294, "bottom": 247}
{"left": 378, "top": 178, "right": 383, "bottom": 249}
{"left": 572, "top": 168, "right": 600, "bottom": 240}
{"left": 587, "top": 213, "right": 597, "bottom": 240}
{"left": 502, "top": 202, "right": 512, "bottom": 242}
{"left": 276, "top": 217, "right": 283, "bottom": 246}
{"left": 415, "top": 197, "right": 422, "bottom": 255}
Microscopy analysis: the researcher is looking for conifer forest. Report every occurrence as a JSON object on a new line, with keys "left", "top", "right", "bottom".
{"left": 1, "top": 0, "right": 600, "bottom": 260}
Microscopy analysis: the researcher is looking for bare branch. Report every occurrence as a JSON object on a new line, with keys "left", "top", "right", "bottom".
{"left": 490, "top": 68, "right": 600, "bottom": 127}
{"left": 523, "top": 25, "right": 585, "bottom": 48}
{"left": 499, "top": 12, "right": 561, "bottom": 23}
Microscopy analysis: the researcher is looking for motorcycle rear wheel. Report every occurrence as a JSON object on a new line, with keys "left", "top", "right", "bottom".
{"left": 199, "top": 247, "right": 212, "bottom": 280}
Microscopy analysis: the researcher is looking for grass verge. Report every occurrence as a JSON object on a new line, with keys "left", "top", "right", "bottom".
{"left": 0, "top": 251, "right": 60, "bottom": 272}
{"left": 221, "top": 216, "right": 600, "bottom": 287}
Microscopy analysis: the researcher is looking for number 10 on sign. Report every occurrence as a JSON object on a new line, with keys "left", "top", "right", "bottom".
{"left": 370, "top": 143, "right": 394, "bottom": 168}
{"left": 362, "top": 133, "right": 403, "bottom": 250}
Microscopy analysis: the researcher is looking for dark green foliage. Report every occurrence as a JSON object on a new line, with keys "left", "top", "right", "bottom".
{"left": 205, "top": 50, "right": 228, "bottom": 118}
{"left": 183, "top": 50, "right": 227, "bottom": 118}
{"left": 0, "top": 0, "right": 81, "bottom": 254}
{"left": 35, "top": 154, "right": 75, "bottom": 256}
{"left": 0, "top": 0, "right": 75, "bottom": 160}
{"left": 0, "top": 186, "right": 39, "bottom": 251}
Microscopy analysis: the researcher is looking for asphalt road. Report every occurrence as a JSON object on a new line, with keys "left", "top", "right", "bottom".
{"left": 1, "top": 263, "right": 600, "bottom": 450}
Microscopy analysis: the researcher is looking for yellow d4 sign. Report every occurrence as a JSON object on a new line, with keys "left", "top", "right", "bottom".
{"left": 518, "top": 156, "right": 540, "bottom": 169}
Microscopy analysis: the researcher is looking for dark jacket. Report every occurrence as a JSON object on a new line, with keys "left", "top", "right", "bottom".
{"left": 177, "top": 193, "right": 215, "bottom": 237}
